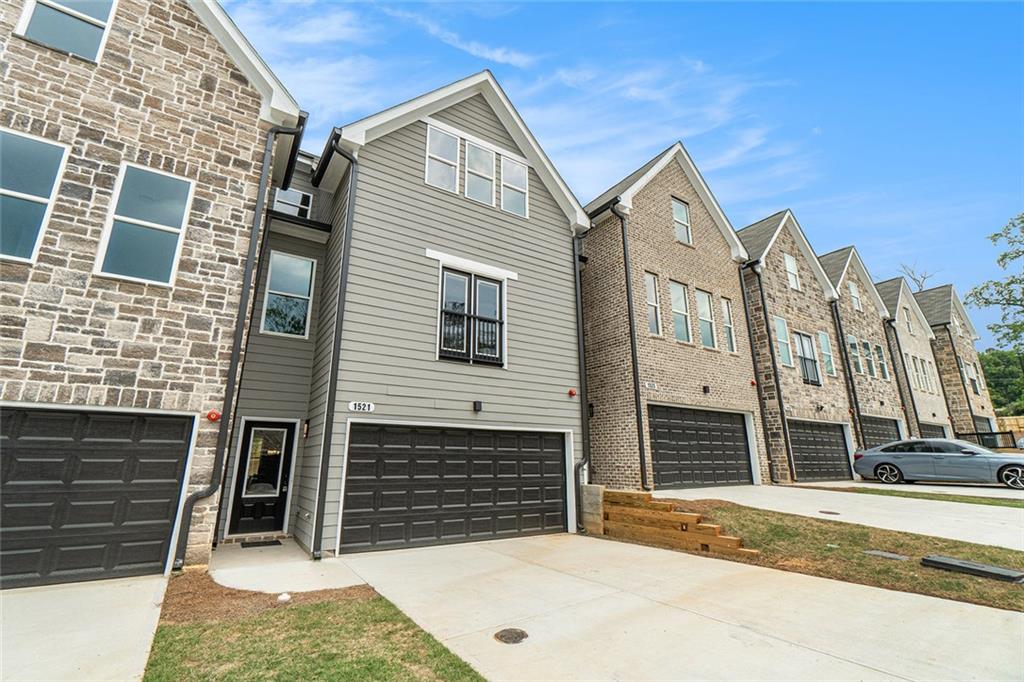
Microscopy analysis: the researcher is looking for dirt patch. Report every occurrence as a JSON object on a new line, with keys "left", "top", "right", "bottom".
{"left": 664, "top": 498, "right": 738, "bottom": 516}
{"left": 160, "top": 570, "right": 377, "bottom": 624}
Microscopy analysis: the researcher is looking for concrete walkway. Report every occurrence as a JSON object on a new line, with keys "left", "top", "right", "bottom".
{"left": 1, "top": 575, "right": 166, "bottom": 682}
{"left": 799, "top": 479, "right": 1024, "bottom": 500}
{"left": 655, "top": 485, "right": 1024, "bottom": 551}
{"left": 339, "top": 534, "right": 1022, "bottom": 681}
{"left": 210, "top": 540, "right": 363, "bottom": 593}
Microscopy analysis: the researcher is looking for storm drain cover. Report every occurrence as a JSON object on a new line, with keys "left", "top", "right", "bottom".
{"left": 818, "top": 510, "right": 840, "bottom": 516}
{"left": 864, "top": 550, "right": 910, "bottom": 561}
{"left": 494, "top": 628, "right": 529, "bottom": 644}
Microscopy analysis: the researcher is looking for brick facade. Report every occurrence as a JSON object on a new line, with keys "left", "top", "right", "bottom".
{"left": 0, "top": 0, "right": 272, "bottom": 565}
{"left": 931, "top": 305, "right": 997, "bottom": 435}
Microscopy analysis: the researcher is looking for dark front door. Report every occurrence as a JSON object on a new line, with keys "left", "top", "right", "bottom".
{"left": 788, "top": 420, "right": 851, "bottom": 481}
{"left": 861, "top": 416, "right": 901, "bottom": 448}
{"left": 229, "top": 421, "right": 295, "bottom": 536}
{"left": 648, "top": 405, "right": 753, "bottom": 489}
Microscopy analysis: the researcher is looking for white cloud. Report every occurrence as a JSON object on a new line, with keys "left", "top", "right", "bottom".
{"left": 379, "top": 7, "right": 537, "bottom": 68}
{"left": 225, "top": 1, "right": 374, "bottom": 56}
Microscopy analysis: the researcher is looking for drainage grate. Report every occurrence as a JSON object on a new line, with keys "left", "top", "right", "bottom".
{"left": 241, "top": 540, "right": 282, "bottom": 548}
{"left": 494, "top": 628, "right": 529, "bottom": 644}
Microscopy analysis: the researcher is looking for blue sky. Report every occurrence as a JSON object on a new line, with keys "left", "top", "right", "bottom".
{"left": 225, "top": 1, "right": 1023, "bottom": 349}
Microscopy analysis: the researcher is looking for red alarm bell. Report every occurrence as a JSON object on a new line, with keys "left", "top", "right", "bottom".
{"left": 207, "top": 409, "right": 221, "bottom": 422}
{"left": 568, "top": 388, "right": 578, "bottom": 398}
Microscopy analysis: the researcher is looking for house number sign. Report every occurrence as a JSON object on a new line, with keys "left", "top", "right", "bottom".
{"left": 348, "top": 401, "right": 375, "bottom": 413}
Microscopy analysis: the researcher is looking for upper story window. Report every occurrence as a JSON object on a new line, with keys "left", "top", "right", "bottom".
{"left": 672, "top": 198, "right": 691, "bottom": 244}
{"left": 644, "top": 272, "right": 661, "bottom": 335}
{"left": 968, "top": 363, "right": 980, "bottom": 394}
{"left": 439, "top": 268, "right": 503, "bottom": 365}
{"left": 465, "top": 142, "right": 495, "bottom": 206}
{"left": 861, "top": 340, "right": 876, "bottom": 377}
{"left": 912, "top": 355, "right": 924, "bottom": 390}
{"left": 793, "top": 332, "right": 820, "bottom": 385}
{"left": 848, "top": 282, "right": 862, "bottom": 311}
{"left": 425, "top": 126, "right": 459, "bottom": 193}
{"left": 903, "top": 307, "right": 915, "bottom": 334}
{"left": 695, "top": 289, "right": 715, "bottom": 349}
{"left": 501, "top": 157, "right": 528, "bottom": 217}
{"left": 261, "top": 251, "right": 316, "bottom": 338}
{"left": 669, "top": 281, "right": 690, "bottom": 343}
{"left": 95, "top": 163, "right": 193, "bottom": 286}
{"left": 273, "top": 188, "right": 312, "bottom": 219}
{"left": 974, "top": 362, "right": 985, "bottom": 389}
{"left": 16, "top": 0, "right": 115, "bottom": 62}
{"left": 817, "top": 331, "right": 836, "bottom": 376}
{"left": 721, "top": 298, "right": 736, "bottom": 352}
{"left": 927, "top": 360, "right": 937, "bottom": 392}
{"left": 774, "top": 316, "right": 793, "bottom": 366}
{"left": 953, "top": 316, "right": 963, "bottom": 337}
{"left": 783, "top": 253, "right": 801, "bottom": 290}
{"left": 0, "top": 129, "right": 68, "bottom": 263}
{"left": 848, "top": 334, "right": 862, "bottom": 373}
{"left": 874, "top": 344, "right": 890, "bottom": 379}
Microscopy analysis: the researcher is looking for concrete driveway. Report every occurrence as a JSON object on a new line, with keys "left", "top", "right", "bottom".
{"left": 802, "top": 479, "right": 1024, "bottom": 500}
{"left": 341, "top": 534, "right": 1022, "bottom": 681}
{"left": 1, "top": 575, "right": 166, "bottom": 682}
{"left": 655, "top": 485, "right": 1024, "bottom": 551}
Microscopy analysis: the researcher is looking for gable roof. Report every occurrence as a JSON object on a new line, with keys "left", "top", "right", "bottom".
{"left": 876, "top": 277, "right": 935, "bottom": 340}
{"left": 315, "top": 71, "right": 588, "bottom": 230}
{"left": 737, "top": 210, "right": 838, "bottom": 300}
{"left": 818, "top": 247, "right": 853, "bottom": 288}
{"left": 913, "top": 284, "right": 979, "bottom": 339}
{"left": 818, "top": 246, "right": 889, "bottom": 318}
{"left": 584, "top": 142, "right": 747, "bottom": 261}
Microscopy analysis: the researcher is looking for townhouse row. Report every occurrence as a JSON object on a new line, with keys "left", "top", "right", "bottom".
{"left": 0, "top": 0, "right": 997, "bottom": 589}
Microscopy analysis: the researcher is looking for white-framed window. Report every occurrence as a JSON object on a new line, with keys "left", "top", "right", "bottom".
{"left": 927, "top": 360, "right": 937, "bottom": 393}
{"left": 465, "top": 142, "right": 495, "bottom": 206}
{"left": 774, "top": 316, "right": 793, "bottom": 366}
{"left": 94, "top": 163, "right": 194, "bottom": 286}
{"left": 439, "top": 267, "right": 504, "bottom": 365}
{"left": 849, "top": 281, "right": 862, "bottom": 311}
{"left": 848, "top": 334, "right": 863, "bottom": 373}
{"left": 721, "top": 298, "right": 736, "bottom": 352}
{"left": 273, "top": 187, "right": 312, "bottom": 219}
{"left": 671, "top": 197, "right": 691, "bottom": 244}
{"left": 817, "top": 331, "right": 836, "bottom": 376}
{"left": 260, "top": 251, "right": 316, "bottom": 338}
{"left": 793, "top": 331, "right": 820, "bottom": 385}
{"left": 695, "top": 289, "right": 716, "bottom": 349}
{"left": 425, "top": 125, "right": 459, "bottom": 193}
{"left": 501, "top": 156, "right": 528, "bottom": 217}
{"left": 644, "top": 272, "right": 661, "bottom": 335}
{"left": 783, "top": 253, "right": 801, "bottom": 290}
{"left": 669, "top": 281, "right": 690, "bottom": 343}
{"left": 903, "top": 307, "right": 915, "bottom": 335}
{"left": 861, "top": 340, "right": 876, "bottom": 377}
{"left": 16, "top": 0, "right": 117, "bottom": 62}
{"left": 953, "top": 316, "right": 963, "bottom": 337}
{"left": 912, "top": 356, "right": 924, "bottom": 390}
{"left": 874, "top": 344, "right": 890, "bottom": 379}
{"left": 967, "top": 363, "right": 980, "bottom": 395}
{"left": 974, "top": 362, "right": 985, "bottom": 390}
{"left": 0, "top": 128, "right": 69, "bottom": 263}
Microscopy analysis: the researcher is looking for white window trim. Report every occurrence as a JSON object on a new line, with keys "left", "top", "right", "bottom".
{"left": 774, "top": 316, "right": 793, "bottom": 367}
{"left": 424, "top": 125, "right": 460, "bottom": 194}
{"left": 669, "top": 280, "right": 691, "bottom": 344}
{"left": 903, "top": 307, "right": 915, "bottom": 335}
{"left": 721, "top": 297, "right": 736, "bottom": 353}
{"left": 784, "top": 253, "right": 801, "bottom": 290}
{"left": 927, "top": 360, "right": 937, "bottom": 393}
{"left": 0, "top": 127, "right": 70, "bottom": 265}
{"left": 875, "top": 344, "right": 890, "bottom": 380}
{"left": 861, "top": 339, "right": 876, "bottom": 377}
{"left": 848, "top": 334, "right": 863, "bottom": 374}
{"left": 645, "top": 272, "right": 662, "bottom": 336}
{"left": 500, "top": 156, "right": 529, "bottom": 219}
{"left": 439, "top": 270, "right": 470, "bottom": 355}
{"left": 259, "top": 251, "right": 317, "bottom": 339}
{"left": 671, "top": 197, "right": 692, "bottom": 244}
{"left": 272, "top": 187, "right": 313, "bottom": 218}
{"left": 92, "top": 161, "right": 195, "bottom": 288}
{"left": 421, "top": 116, "right": 527, "bottom": 164}
{"left": 849, "top": 282, "right": 862, "bottom": 311}
{"left": 15, "top": 0, "right": 119, "bottom": 63}
{"left": 694, "top": 289, "right": 716, "bottom": 349}
{"left": 792, "top": 329, "right": 820, "bottom": 383}
{"left": 472, "top": 277, "right": 502, "bottom": 361}
{"left": 463, "top": 140, "right": 495, "bottom": 207}
{"left": 817, "top": 330, "right": 836, "bottom": 376}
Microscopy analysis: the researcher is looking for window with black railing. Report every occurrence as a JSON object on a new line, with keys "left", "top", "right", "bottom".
{"left": 439, "top": 268, "right": 503, "bottom": 365}
{"left": 793, "top": 332, "right": 821, "bottom": 385}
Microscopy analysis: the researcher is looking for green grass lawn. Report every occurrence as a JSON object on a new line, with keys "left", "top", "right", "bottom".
{"left": 805, "top": 485, "right": 1024, "bottom": 509}
{"left": 664, "top": 499, "right": 1024, "bottom": 612}
{"left": 145, "top": 574, "right": 482, "bottom": 682}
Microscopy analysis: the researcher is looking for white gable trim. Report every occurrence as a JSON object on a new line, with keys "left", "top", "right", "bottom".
{"left": 835, "top": 248, "right": 890, "bottom": 319}
{"left": 893, "top": 280, "right": 936, "bottom": 340}
{"left": 336, "top": 71, "right": 588, "bottom": 230}
{"left": 615, "top": 143, "right": 748, "bottom": 262}
{"left": 757, "top": 211, "right": 838, "bottom": 300}
{"left": 185, "top": 0, "right": 300, "bottom": 125}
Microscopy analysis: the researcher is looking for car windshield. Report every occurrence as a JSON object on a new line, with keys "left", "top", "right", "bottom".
{"left": 947, "top": 439, "right": 998, "bottom": 454}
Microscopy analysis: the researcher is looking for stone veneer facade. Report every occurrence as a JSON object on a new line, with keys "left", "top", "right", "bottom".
{"left": 930, "top": 304, "right": 997, "bottom": 435}
{"left": 0, "top": 0, "right": 271, "bottom": 564}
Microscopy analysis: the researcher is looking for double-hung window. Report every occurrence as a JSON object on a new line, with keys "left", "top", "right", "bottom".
{"left": 793, "top": 332, "right": 820, "bottom": 385}
{"left": 903, "top": 307, "right": 915, "bottom": 334}
{"left": 695, "top": 289, "right": 715, "bottom": 349}
{"left": 261, "top": 251, "right": 316, "bottom": 338}
{"left": 501, "top": 157, "right": 528, "bottom": 217}
{"left": 874, "top": 344, "right": 889, "bottom": 379}
{"left": 967, "top": 364, "right": 980, "bottom": 395}
{"left": 774, "top": 317, "right": 793, "bottom": 366}
{"left": 906, "top": 353, "right": 917, "bottom": 389}
{"left": 465, "top": 142, "right": 495, "bottom": 205}
{"left": 425, "top": 126, "right": 459, "bottom": 192}
{"left": 927, "top": 360, "right": 937, "bottom": 392}
{"left": 669, "top": 281, "right": 690, "bottom": 343}
{"left": 96, "top": 163, "right": 193, "bottom": 285}
{"left": 817, "top": 331, "right": 836, "bottom": 376}
{"left": 671, "top": 198, "right": 691, "bottom": 244}
{"left": 848, "top": 334, "right": 862, "bottom": 373}
{"left": 974, "top": 362, "right": 985, "bottom": 390}
{"left": 954, "top": 317, "right": 963, "bottom": 337}
{"left": 17, "top": 0, "right": 116, "bottom": 62}
{"left": 784, "top": 253, "right": 801, "bottom": 290}
{"left": 0, "top": 129, "right": 68, "bottom": 262}
{"left": 849, "top": 282, "right": 862, "bottom": 311}
{"left": 721, "top": 298, "right": 736, "bottom": 352}
{"left": 862, "top": 340, "right": 876, "bottom": 377}
{"left": 644, "top": 273, "right": 661, "bottom": 335}
{"left": 439, "top": 268, "right": 503, "bottom": 365}
{"left": 273, "top": 188, "right": 312, "bottom": 218}
{"left": 913, "top": 356, "right": 924, "bottom": 390}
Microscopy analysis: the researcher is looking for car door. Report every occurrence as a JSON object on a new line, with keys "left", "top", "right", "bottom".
{"left": 881, "top": 441, "right": 935, "bottom": 479}
{"left": 930, "top": 441, "right": 990, "bottom": 482}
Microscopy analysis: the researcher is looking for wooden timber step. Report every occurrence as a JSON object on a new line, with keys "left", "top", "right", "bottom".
{"left": 602, "top": 489, "right": 759, "bottom": 559}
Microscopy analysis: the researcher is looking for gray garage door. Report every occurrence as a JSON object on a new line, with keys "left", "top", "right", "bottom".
{"left": 861, "top": 416, "right": 901, "bottom": 449}
{"left": 340, "top": 424, "right": 566, "bottom": 553}
{"left": 919, "top": 422, "right": 947, "bottom": 439}
{"left": 648, "top": 405, "right": 753, "bottom": 489}
{"left": 1, "top": 408, "right": 193, "bottom": 589}
{"left": 788, "top": 420, "right": 851, "bottom": 481}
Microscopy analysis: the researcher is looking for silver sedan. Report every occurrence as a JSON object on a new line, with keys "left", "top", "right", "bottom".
{"left": 853, "top": 438, "right": 1024, "bottom": 489}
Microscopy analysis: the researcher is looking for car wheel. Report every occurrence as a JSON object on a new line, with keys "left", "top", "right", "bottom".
{"left": 999, "top": 465, "right": 1024, "bottom": 490}
{"left": 875, "top": 463, "right": 903, "bottom": 484}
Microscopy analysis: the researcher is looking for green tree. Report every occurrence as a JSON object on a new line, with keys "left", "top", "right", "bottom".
{"left": 978, "top": 348, "right": 1024, "bottom": 415}
{"left": 966, "top": 212, "right": 1024, "bottom": 351}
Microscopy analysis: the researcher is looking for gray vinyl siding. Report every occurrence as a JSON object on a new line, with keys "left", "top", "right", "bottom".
{"left": 431, "top": 93, "right": 523, "bottom": 154}
{"left": 317, "top": 102, "right": 582, "bottom": 551}
{"left": 219, "top": 230, "right": 326, "bottom": 540}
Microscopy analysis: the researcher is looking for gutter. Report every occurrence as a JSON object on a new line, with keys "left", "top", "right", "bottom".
{"left": 309, "top": 130, "right": 359, "bottom": 559}
{"left": 738, "top": 264, "right": 779, "bottom": 483}
{"left": 174, "top": 116, "right": 306, "bottom": 569}
{"left": 830, "top": 300, "right": 865, "bottom": 449}
{"left": 571, "top": 233, "right": 592, "bottom": 530}
{"left": 886, "top": 319, "right": 920, "bottom": 435}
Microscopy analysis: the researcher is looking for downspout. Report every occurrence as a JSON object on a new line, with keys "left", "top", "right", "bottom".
{"left": 886, "top": 319, "right": 919, "bottom": 434}
{"left": 945, "top": 324, "right": 977, "bottom": 434}
{"left": 738, "top": 264, "right": 778, "bottom": 483}
{"left": 831, "top": 300, "right": 865, "bottom": 448}
{"left": 310, "top": 130, "right": 359, "bottom": 559}
{"left": 571, "top": 232, "right": 592, "bottom": 530}
{"left": 174, "top": 117, "right": 306, "bottom": 569}
{"left": 753, "top": 267, "right": 797, "bottom": 482}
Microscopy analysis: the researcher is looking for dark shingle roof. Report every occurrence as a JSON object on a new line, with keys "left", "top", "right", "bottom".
{"left": 913, "top": 285, "right": 954, "bottom": 326}
{"left": 817, "top": 246, "right": 854, "bottom": 287}
{"left": 584, "top": 144, "right": 675, "bottom": 215}
{"left": 875, "top": 277, "right": 904, "bottom": 314}
{"left": 736, "top": 210, "right": 788, "bottom": 261}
